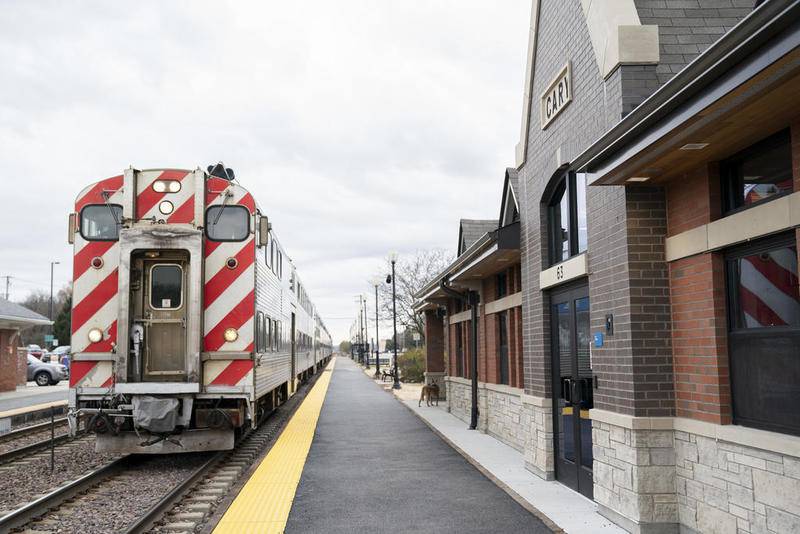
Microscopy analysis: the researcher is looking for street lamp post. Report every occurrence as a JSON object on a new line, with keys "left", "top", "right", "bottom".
{"left": 369, "top": 278, "right": 381, "bottom": 378}
{"left": 363, "top": 295, "right": 369, "bottom": 369}
{"left": 387, "top": 252, "right": 400, "bottom": 390}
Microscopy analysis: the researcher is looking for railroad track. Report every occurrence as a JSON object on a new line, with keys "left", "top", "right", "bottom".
{"left": 127, "top": 375, "right": 320, "bottom": 534}
{"left": 0, "top": 415, "right": 91, "bottom": 468}
{"left": 0, "top": 417, "right": 68, "bottom": 445}
{"left": 0, "top": 374, "right": 319, "bottom": 534}
{"left": 0, "top": 455, "right": 129, "bottom": 533}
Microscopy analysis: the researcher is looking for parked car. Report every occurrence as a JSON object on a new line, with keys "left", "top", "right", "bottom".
{"left": 26, "top": 344, "right": 45, "bottom": 359}
{"left": 43, "top": 345, "right": 71, "bottom": 364}
{"left": 26, "top": 355, "right": 68, "bottom": 386}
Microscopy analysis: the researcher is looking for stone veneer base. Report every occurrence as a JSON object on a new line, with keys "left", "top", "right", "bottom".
{"left": 591, "top": 409, "right": 800, "bottom": 534}
{"left": 445, "top": 376, "right": 554, "bottom": 481}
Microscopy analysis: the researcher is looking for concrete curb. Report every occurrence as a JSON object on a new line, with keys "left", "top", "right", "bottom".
{"left": 356, "top": 363, "right": 564, "bottom": 533}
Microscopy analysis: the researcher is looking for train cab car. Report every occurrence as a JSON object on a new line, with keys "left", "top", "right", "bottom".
{"left": 67, "top": 165, "right": 332, "bottom": 453}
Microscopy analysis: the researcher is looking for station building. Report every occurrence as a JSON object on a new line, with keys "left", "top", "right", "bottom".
{"left": 414, "top": 169, "right": 524, "bottom": 442}
{"left": 0, "top": 298, "right": 52, "bottom": 392}
{"left": 416, "top": 1, "right": 800, "bottom": 532}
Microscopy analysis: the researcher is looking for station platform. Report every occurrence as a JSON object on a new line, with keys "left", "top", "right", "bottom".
{"left": 0, "top": 382, "right": 68, "bottom": 419}
{"left": 213, "top": 356, "right": 551, "bottom": 534}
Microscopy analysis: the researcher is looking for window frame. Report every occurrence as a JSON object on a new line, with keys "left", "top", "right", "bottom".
{"left": 149, "top": 263, "right": 184, "bottom": 311}
{"left": 725, "top": 231, "right": 800, "bottom": 436}
{"left": 79, "top": 204, "right": 123, "bottom": 242}
{"left": 720, "top": 128, "right": 793, "bottom": 215}
{"left": 496, "top": 271, "right": 508, "bottom": 299}
{"left": 546, "top": 171, "right": 586, "bottom": 266}
{"left": 204, "top": 205, "right": 251, "bottom": 242}
{"left": 725, "top": 231, "right": 800, "bottom": 333}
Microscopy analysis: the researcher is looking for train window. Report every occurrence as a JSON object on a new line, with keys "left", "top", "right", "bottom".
{"left": 205, "top": 205, "right": 249, "bottom": 241}
{"left": 80, "top": 204, "right": 123, "bottom": 241}
{"left": 278, "top": 252, "right": 283, "bottom": 279}
{"left": 256, "top": 312, "right": 265, "bottom": 352}
{"left": 266, "top": 316, "right": 273, "bottom": 351}
{"left": 150, "top": 264, "right": 183, "bottom": 310}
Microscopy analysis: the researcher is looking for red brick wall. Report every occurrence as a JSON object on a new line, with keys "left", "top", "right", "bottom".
{"left": 423, "top": 310, "right": 445, "bottom": 373}
{"left": 0, "top": 329, "right": 21, "bottom": 392}
{"left": 669, "top": 254, "right": 731, "bottom": 423}
{"left": 666, "top": 163, "right": 721, "bottom": 237}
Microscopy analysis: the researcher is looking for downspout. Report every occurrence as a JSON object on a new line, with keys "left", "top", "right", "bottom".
{"left": 439, "top": 278, "right": 480, "bottom": 430}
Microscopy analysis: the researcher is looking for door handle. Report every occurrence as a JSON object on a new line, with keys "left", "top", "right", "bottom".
{"left": 562, "top": 378, "right": 572, "bottom": 403}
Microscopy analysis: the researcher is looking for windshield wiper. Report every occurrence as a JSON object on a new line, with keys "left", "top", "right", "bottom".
{"left": 213, "top": 189, "right": 233, "bottom": 225}
{"left": 101, "top": 191, "right": 121, "bottom": 225}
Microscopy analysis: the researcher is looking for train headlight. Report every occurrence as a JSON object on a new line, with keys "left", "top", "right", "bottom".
{"left": 88, "top": 328, "right": 103, "bottom": 343}
{"left": 153, "top": 180, "right": 181, "bottom": 194}
{"left": 159, "top": 200, "right": 174, "bottom": 215}
{"left": 223, "top": 328, "right": 239, "bottom": 343}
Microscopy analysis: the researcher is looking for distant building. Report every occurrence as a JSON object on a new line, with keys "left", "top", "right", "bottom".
{"left": 0, "top": 297, "right": 52, "bottom": 392}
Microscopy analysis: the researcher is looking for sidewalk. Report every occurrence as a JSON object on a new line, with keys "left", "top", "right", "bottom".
{"left": 354, "top": 362, "right": 625, "bottom": 534}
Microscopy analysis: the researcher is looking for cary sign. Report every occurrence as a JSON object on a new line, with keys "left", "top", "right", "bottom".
{"left": 540, "top": 63, "right": 572, "bottom": 129}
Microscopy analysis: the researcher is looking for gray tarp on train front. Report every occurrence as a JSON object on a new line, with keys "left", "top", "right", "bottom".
{"left": 132, "top": 395, "right": 180, "bottom": 433}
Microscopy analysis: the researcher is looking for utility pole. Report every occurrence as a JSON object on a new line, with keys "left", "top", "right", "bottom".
{"left": 49, "top": 262, "right": 60, "bottom": 325}
{"left": 2, "top": 276, "right": 10, "bottom": 300}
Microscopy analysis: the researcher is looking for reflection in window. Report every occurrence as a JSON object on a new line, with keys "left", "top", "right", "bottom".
{"left": 81, "top": 205, "right": 122, "bottom": 241}
{"left": 727, "top": 234, "right": 800, "bottom": 436}
{"left": 575, "top": 173, "right": 588, "bottom": 253}
{"left": 723, "top": 129, "right": 792, "bottom": 212}
{"left": 150, "top": 265, "right": 182, "bottom": 309}
{"left": 730, "top": 244, "right": 800, "bottom": 329}
{"left": 547, "top": 172, "right": 587, "bottom": 265}
{"left": 206, "top": 205, "right": 249, "bottom": 241}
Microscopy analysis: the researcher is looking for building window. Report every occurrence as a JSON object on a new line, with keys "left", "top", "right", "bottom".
{"left": 721, "top": 129, "right": 792, "bottom": 214}
{"left": 496, "top": 271, "right": 508, "bottom": 299}
{"left": 726, "top": 232, "right": 800, "bottom": 436}
{"left": 498, "top": 312, "right": 509, "bottom": 385}
{"left": 547, "top": 171, "right": 587, "bottom": 265}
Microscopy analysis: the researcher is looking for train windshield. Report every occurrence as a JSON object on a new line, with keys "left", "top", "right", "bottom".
{"left": 206, "top": 205, "right": 249, "bottom": 241}
{"left": 80, "top": 204, "right": 122, "bottom": 241}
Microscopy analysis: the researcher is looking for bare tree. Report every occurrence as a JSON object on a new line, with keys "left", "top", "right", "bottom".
{"left": 375, "top": 249, "right": 453, "bottom": 343}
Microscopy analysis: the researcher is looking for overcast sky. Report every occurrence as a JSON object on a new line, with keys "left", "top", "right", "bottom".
{"left": 0, "top": 1, "right": 530, "bottom": 344}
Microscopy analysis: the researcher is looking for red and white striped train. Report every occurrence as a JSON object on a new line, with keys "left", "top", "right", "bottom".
{"left": 67, "top": 164, "right": 332, "bottom": 453}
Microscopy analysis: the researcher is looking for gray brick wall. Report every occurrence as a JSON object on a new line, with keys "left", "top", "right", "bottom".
{"left": 520, "top": 0, "right": 628, "bottom": 399}
{"left": 520, "top": 1, "right": 676, "bottom": 417}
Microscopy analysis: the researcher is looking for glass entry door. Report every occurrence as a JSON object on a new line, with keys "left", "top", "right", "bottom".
{"left": 551, "top": 284, "right": 593, "bottom": 498}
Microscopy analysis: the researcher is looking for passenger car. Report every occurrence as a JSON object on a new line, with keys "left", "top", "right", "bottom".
{"left": 26, "top": 344, "right": 45, "bottom": 359}
{"left": 27, "top": 355, "right": 68, "bottom": 386}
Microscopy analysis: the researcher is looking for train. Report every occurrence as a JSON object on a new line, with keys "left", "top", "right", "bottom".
{"left": 66, "top": 163, "right": 332, "bottom": 453}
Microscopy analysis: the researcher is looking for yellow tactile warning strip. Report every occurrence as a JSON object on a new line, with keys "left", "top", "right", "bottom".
{"left": 213, "top": 358, "right": 336, "bottom": 534}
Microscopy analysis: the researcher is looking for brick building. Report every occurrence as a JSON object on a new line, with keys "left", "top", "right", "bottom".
{"left": 0, "top": 298, "right": 52, "bottom": 392}
{"left": 414, "top": 169, "right": 525, "bottom": 444}
{"left": 417, "top": 1, "right": 799, "bottom": 533}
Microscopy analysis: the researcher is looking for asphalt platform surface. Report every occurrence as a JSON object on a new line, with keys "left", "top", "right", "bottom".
{"left": 285, "top": 357, "right": 551, "bottom": 533}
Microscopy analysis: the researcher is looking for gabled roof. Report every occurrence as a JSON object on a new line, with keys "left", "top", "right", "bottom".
{"left": 0, "top": 298, "right": 52, "bottom": 328}
{"left": 457, "top": 219, "right": 497, "bottom": 255}
{"left": 499, "top": 168, "right": 520, "bottom": 227}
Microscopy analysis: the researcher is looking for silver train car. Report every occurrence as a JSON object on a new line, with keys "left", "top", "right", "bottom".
{"left": 67, "top": 164, "right": 332, "bottom": 453}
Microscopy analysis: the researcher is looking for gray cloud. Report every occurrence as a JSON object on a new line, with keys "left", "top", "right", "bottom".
{"left": 0, "top": 0, "right": 530, "bottom": 342}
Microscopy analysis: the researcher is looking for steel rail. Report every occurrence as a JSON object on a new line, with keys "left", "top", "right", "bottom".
{"left": 0, "top": 433, "right": 76, "bottom": 466}
{"left": 121, "top": 450, "right": 227, "bottom": 534}
{"left": 0, "top": 455, "right": 130, "bottom": 532}
{"left": 0, "top": 417, "right": 68, "bottom": 443}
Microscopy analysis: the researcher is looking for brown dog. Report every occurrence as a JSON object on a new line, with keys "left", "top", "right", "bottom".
{"left": 419, "top": 381, "right": 440, "bottom": 407}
